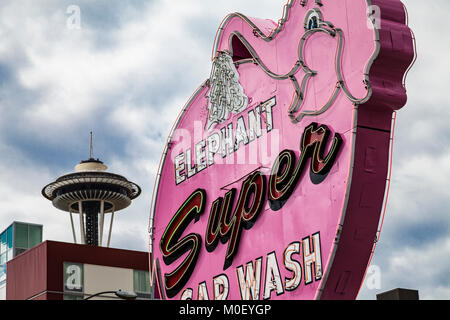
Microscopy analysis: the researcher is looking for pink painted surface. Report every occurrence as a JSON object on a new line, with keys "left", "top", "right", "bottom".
{"left": 150, "top": 0, "right": 414, "bottom": 300}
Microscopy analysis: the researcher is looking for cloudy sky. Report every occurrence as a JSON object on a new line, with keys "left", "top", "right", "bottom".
{"left": 0, "top": 0, "right": 448, "bottom": 300}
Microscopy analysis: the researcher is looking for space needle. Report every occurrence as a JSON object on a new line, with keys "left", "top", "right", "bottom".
{"left": 42, "top": 133, "right": 141, "bottom": 247}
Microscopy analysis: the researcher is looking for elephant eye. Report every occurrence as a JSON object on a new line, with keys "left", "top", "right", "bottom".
{"left": 304, "top": 9, "right": 321, "bottom": 30}
{"left": 308, "top": 16, "right": 318, "bottom": 29}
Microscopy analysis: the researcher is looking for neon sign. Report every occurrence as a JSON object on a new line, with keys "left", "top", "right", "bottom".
{"left": 150, "top": 0, "right": 415, "bottom": 300}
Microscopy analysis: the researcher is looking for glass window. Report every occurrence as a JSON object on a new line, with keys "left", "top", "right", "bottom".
{"left": 0, "top": 232, "right": 6, "bottom": 255}
{"left": 14, "top": 223, "right": 28, "bottom": 249}
{"left": 0, "top": 253, "right": 5, "bottom": 265}
{"left": 0, "top": 264, "right": 6, "bottom": 283}
{"left": 6, "top": 226, "right": 13, "bottom": 250}
{"left": 14, "top": 248, "right": 27, "bottom": 257}
{"left": 133, "top": 270, "right": 151, "bottom": 294}
{"left": 28, "top": 225, "right": 42, "bottom": 249}
{"left": 7, "top": 249, "right": 13, "bottom": 262}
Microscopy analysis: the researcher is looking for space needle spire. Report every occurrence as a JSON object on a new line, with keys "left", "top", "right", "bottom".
{"left": 42, "top": 133, "right": 141, "bottom": 247}
{"left": 89, "top": 131, "right": 94, "bottom": 159}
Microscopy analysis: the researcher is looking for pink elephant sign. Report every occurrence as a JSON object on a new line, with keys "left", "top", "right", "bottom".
{"left": 149, "top": 0, "right": 415, "bottom": 300}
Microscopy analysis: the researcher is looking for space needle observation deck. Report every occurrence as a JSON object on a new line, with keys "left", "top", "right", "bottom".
{"left": 42, "top": 133, "right": 141, "bottom": 247}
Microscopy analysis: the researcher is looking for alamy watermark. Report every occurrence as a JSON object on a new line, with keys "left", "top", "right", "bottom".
{"left": 65, "top": 4, "right": 381, "bottom": 31}
{"left": 66, "top": 5, "right": 81, "bottom": 30}
{"left": 365, "top": 265, "right": 382, "bottom": 290}
{"left": 367, "top": 5, "right": 382, "bottom": 30}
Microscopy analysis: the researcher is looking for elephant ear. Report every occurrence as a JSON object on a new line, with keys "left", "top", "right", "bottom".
{"left": 229, "top": 35, "right": 253, "bottom": 62}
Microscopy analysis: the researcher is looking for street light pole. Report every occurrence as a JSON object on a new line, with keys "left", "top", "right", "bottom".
{"left": 84, "top": 289, "right": 138, "bottom": 300}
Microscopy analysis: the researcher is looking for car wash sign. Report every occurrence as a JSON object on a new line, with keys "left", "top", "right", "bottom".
{"left": 150, "top": 0, "right": 415, "bottom": 300}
